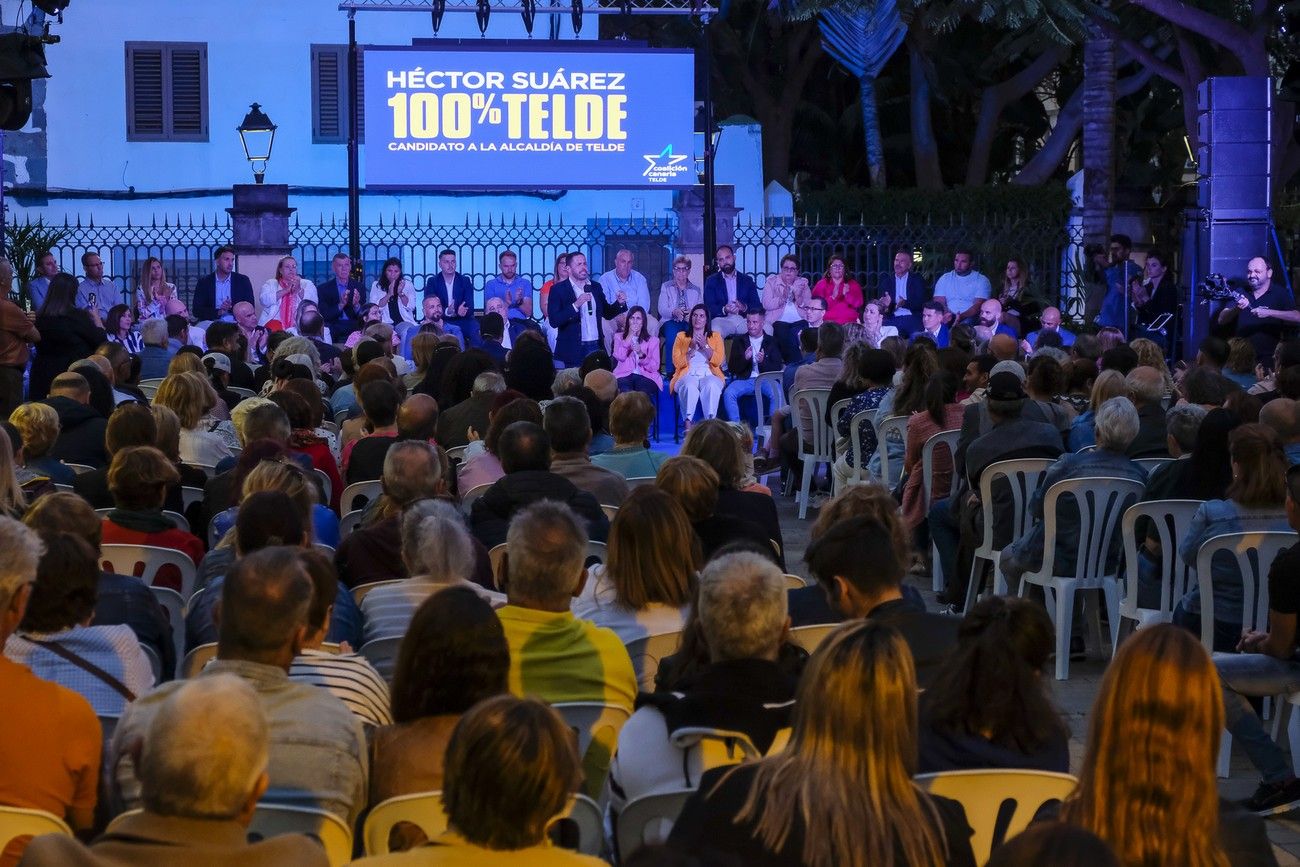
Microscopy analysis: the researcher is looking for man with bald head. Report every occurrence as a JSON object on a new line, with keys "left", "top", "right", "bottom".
{"left": 1024, "top": 306, "right": 1074, "bottom": 350}
{"left": 1261, "top": 398, "right": 1300, "bottom": 466}
{"left": 1219, "top": 256, "right": 1299, "bottom": 361}
{"left": 397, "top": 393, "right": 439, "bottom": 442}
{"left": 974, "top": 298, "right": 1017, "bottom": 342}
{"left": 1125, "top": 366, "right": 1170, "bottom": 457}
{"left": 233, "top": 300, "right": 267, "bottom": 360}
{"left": 988, "top": 333, "right": 1019, "bottom": 362}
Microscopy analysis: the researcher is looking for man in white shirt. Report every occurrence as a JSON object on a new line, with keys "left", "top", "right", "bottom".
{"left": 722, "top": 309, "right": 783, "bottom": 423}
{"left": 599, "top": 248, "right": 657, "bottom": 348}
{"left": 76, "top": 253, "right": 112, "bottom": 320}
{"left": 933, "top": 248, "right": 992, "bottom": 325}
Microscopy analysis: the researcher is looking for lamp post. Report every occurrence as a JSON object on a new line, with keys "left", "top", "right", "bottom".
{"left": 236, "top": 102, "right": 277, "bottom": 184}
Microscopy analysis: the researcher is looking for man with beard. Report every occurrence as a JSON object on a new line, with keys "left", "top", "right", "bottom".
{"left": 549, "top": 252, "right": 625, "bottom": 368}
{"left": 1218, "top": 256, "right": 1298, "bottom": 361}
{"left": 703, "top": 244, "right": 760, "bottom": 337}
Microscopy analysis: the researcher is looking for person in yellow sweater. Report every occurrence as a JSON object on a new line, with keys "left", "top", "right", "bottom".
{"left": 670, "top": 304, "right": 725, "bottom": 430}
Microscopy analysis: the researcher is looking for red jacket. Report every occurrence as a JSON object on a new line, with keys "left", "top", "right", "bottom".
{"left": 101, "top": 521, "right": 204, "bottom": 593}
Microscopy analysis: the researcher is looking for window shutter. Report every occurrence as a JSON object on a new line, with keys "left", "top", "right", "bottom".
{"left": 169, "top": 46, "right": 206, "bottom": 138}
{"left": 355, "top": 48, "right": 366, "bottom": 144}
{"left": 313, "top": 45, "right": 342, "bottom": 141}
{"left": 128, "top": 46, "right": 165, "bottom": 138}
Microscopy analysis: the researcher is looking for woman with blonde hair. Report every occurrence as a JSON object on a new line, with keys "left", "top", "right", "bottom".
{"left": 572, "top": 486, "right": 698, "bottom": 644}
{"left": 1061, "top": 624, "right": 1272, "bottom": 865}
{"left": 1130, "top": 336, "right": 1176, "bottom": 395}
{"left": 0, "top": 427, "right": 29, "bottom": 517}
{"left": 8, "top": 402, "right": 74, "bottom": 484}
{"left": 258, "top": 255, "right": 317, "bottom": 327}
{"left": 152, "top": 371, "right": 237, "bottom": 465}
{"left": 1068, "top": 368, "right": 1126, "bottom": 451}
{"left": 149, "top": 404, "right": 209, "bottom": 492}
{"left": 134, "top": 256, "right": 176, "bottom": 320}
{"left": 669, "top": 620, "right": 976, "bottom": 866}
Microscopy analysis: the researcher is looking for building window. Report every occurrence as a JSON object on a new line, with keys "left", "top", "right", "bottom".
{"left": 311, "top": 45, "right": 364, "bottom": 144}
{"left": 125, "top": 42, "right": 209, "bottom": 142}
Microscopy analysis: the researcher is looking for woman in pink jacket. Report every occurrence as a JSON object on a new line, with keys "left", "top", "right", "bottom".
{"left": 812, "top": 255, "right": 864, "bottom": 324}
{"left": 613, "top": 306, "right": 663, "bottom": 401}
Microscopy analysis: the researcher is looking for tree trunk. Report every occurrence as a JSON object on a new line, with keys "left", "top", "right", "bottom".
{"left": 1081, "top": 23, "right": 1116, "bottom": 246}
{"left": 859, "top": 75, "right": 887, "bottom": 188}
{"left": 965, "top": 47, "right": 1068, "bottom": 186}
{"left": 908, "top": 38, "right": 943, "bottom": 190}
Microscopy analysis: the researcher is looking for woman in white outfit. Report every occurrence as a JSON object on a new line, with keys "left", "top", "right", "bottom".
{"left": 860, "top": 299, "right": 899, "bottom": 348}
{"left": 368, "top": 256, "right": 418, "bottom": 333}
{"left": 258, "top": 255, "right": 317, "bottom": 326}
{"left": 670, "top": 304, "right": 724, "bottom": 429}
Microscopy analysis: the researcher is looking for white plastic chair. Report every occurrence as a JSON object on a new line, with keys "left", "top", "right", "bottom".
{"left": 248, "top": 804, "right": 352, "bottom": 867}
{"left": 624, "top": 631, "right": 683, "bottom": 692}
{"left": 1195, "top": 531, "right": 1299, "bottom": 778}
{"left": 1010, "top": 476, "right": 1145, "bottom": 679}
{"left": 566, "top": 794, "right": 604, "bottom": 856}
{"left": 359, "top": 636, "right": 403, "bottom": 683}
{"left": 180, "top": 642, "right": 219, "bottom": 679}
{"left": 920, "top": 429, "right": 961, "bottom": 592}
{"left": 600, "top": 503, "right": 619, "bottom": 522}
{"left": 138, "top": 378, "right": 164, "bottom": 398}
{"left": 65, "top": 462, "right": 95, "bottom": 475}
{"left": 1134, "top": 456, "right": 1175, "bottom": 474}
{"left": 340, "top": 479, "right": 383, "bottom": 514}
{"left": 444, "top": 444, "right": 468, "bottom": 464}
{"left": 874, "top": 414, "right": 910, "bottom": 490}
{"left": 190, "top": 462, "right": 219, "bottom": 478}
{"left": 149, "top": 585, "right": 186, "bottom": 679}
{"left": 617, "top": 789, "right": 695, "bottom": 862}
{"left": 964, "top": 459, "right": 1055, "bottom": 614}
{"left": 362, "top": 791, "right": 447, "bottom": 855}
{"left": 625, "top": 476, "right": 657, "bottom": 489}
{"left": 828, "top": 397, "right": 853, "bottom": 448}
{"left": 586, "top": 539, "right": 608, "bottom": 565}
{"left": 460, "top": 483, "right": 492, "bottom": 516}
{"left": 100, "top": 543, "right": 199, "bottom": 607}
{"left": 488, "top": 543, "right": 507, "bottom": 589}
{"left": 789, "top": 388, "right": 833, "bottom": 520}
{"left": 228, "top": 385, "right": 257, "bottom": 399}
{"left": 835, "top": 408, "right": 878, "bottom": 493}
{"left": 352, "top": 579, "right": 402, "bottom": 606}
{"left": 0, "top": 805, "right": 73, "bottom": 851}
{"left": 753, "top": 369, "right": 786, "bottom": 448}
{"left": 339, "top": 509, "right": 364, "bottom": 540}
{"left": 1116, "top": 499, "right": 1203, "bottom": 645}
{"left": 915, "top": 769, "right": 1078, "bottom": 864}
{"left": 553, "top": 701, "right": 632, "bottom": 799}
{"left": 180, "top": 485, "right": 204, "bottom": 511}
{"left": 782, "top": 573, "right": 807, "bottom": 589}
{"left": 788, "top": 623, "right": 838, "bottom": 653}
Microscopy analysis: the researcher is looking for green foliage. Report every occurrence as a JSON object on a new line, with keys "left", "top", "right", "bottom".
{"left": 796, "top": 181, "right": 1074, "bottom": 222}
{"left": 4, "top": 221, "right": 67, "bottom": 307}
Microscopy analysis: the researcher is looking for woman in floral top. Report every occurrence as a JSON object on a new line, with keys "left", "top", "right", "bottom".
{"left": 831, "top": 348, "right": 897, "bottom": 490}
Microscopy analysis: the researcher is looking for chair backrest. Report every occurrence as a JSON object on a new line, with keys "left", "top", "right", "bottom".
{"left": 488, "top": 543, "right": 507, "bottom": 589}
{"left": 352, "top": 579, "right": 403, "bottom": 606}
{"left": 444, "top": 444, "right": 468, "bottom": 465}
{"left": 191, "top": 462, "right": 219, "bottom": 478}
{"left": 753, "top": 370, "right": 787, "bottom": 442}
{"left": 148, "top": 585, "right": 186, "bottom": 680}
{"left": 311, "top": 468, "right": 332, "bottom": 507}
{"left": 362, "top": 791, "right": 448, "bottom": 856}
{"left": 97, "top": 508, "right": 188, "bottom": 533}
{"left": 180, "top": 485, "right": 205, "bottom": 511}
{"left": 782, "top": 573, "right": 807, "bottom": 589}
{"left": 790, "top": 389, "right": 834, "bottom": 462}
{"left": 828, "top": 397, "right": 853, "bottom": 432}
{"left": 100, "top": 544, "right": 198, "bottom": 605}
{"left": 338, "top": 509, "right": 364, "bottom": 541}
{"left": 1035, "top": 477, "right": 1146, "bottom": 582}
{"left": 916, "top": 769, "right": 1078, "bottom": 864}
{"left": 566, "top": 794, "right": 604, "bottom": 857}
{"left": 340, "top": 479, "right": 383, "bottom": 514}
{"left": 973, "top": 459, "right": 1056, "bottom": 557}
{"left": 0, "top": 805, "right": 74, "bottom": 851}
{"left": 358, "top": 636, "right": 404, "bottom": 683}
{"left": 874, "top": 415, "right": 910, "bottom": 489}
{"left": 1196, "top": 530, "right": 1300, "bottom": 647}
{"left": 625, "top": 476, "right": 657, "bottom": 489}
{"left": 586, "top": 540, "right": 608, "bottom": 566}
{"left": 228, "top": 385, "right": 257, "bottom": 399}
{"left": 552, "top": 701, "right": 632, "bottom": 798}
{"left": 460, "top": 483, "right": 492, "bottom": 516}
{"left": 788, "top": 623, "right": 839, "bottom": 653}
{"left": 920, "top": 428, "right": 962, "bottom": 507}
{"left": 181, "top": 642, "right": 218, "bottom": 679}
{"left": 624, "top": 631, "right": 684, "bottom": 692}
{"left": 1120, "top": 499, "right": 1203, "bottom": 619}
{"left": 66, "top": 463, "right": 96, "bottom": 475}
{"left": 138, "top": 378, "right": 164, "bottom": 398}
{"left": 841, "top": 408, "right": 878, "bottom": 483}
{"left": 248, "top": 804, "right": 353, "bottom": 867}
{"left": 1134, "top": 456, "right": 1175, "bottom": 474}
{"left": 53, "top": 482, "right": 75, "bottom": 493}
{"left": 140, "top": 642, "right": 162, "bottom": 681}
{"left": 617, "top": 789, "right": 695, "bottom": 862}
{"left": 600, "top": 503, "right": 619, "bottom": 522}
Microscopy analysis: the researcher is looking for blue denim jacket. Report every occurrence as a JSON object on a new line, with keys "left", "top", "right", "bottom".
{"left": 1176, "top": 499, "right": 1291, "bottom": 623}
{"left": 1001, "top": 449, "right": 1147, "bottom": 582}
{"left": 1067, "top": 410, "right": 1097, "bottom": 452}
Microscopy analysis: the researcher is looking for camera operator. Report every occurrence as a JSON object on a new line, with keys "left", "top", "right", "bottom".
{"left": 1217, "top": 256, "right": 1298, "bottom": 362}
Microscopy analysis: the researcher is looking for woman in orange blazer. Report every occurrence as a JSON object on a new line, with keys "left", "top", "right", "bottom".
{"left": 670, "top": 304, "right": 725, "bottom": 429}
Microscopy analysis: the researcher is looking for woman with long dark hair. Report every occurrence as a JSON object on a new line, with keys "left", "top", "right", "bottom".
{"left": 369, "top": 256, "right": 417, "bottom": 331}
{"left": 612, "top": 305, "right": 662, "bottom": 401}
{"left": 811, "top": 255, "right": 864, "bottom": 325}
{"left": 899, "top": 370, "right": 964, "bottom": 533}
{"left": 670, "top": 304, "right": 724, "bottom": 429}
{"left": 30, "top": 273, "right": 105, "bottom": 400}
{"left": 105, "top": 303, "right": 142, "bottom": 354}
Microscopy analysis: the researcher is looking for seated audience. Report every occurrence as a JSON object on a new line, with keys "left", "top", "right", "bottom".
{"left": 354, "top": 695, "right": 603, "bottom": 866}
{"left": 504, "top": 330, "right": 559, "bottom": 402}
{"left": 655, "top": 455, "right": 774, "bottom": 565}
{"left": 369, "top": 587, "right": 510, "bottom": 847}
{"left": 986, "top": 824, "right": 1120, "bottom": 867}
{"left": 110, "top": 547, "right": 369, "bottom": 828}
{"left": 667, "top": 620, "right": 976, "bottom": 866}
{"left": 469, "top": 421, "right": 609, "bottom": 549}
{"left": 4, "top": 531, "right": 154, "bottom": 717}
{"left": 43, "top": 372, "right": 110, "bottom": 468}
{"left": 919, "top": 595, "right": 1069, "bottom": 773}
{"left": 457, "top": 394, "right": 543, "bottom": 494}
{"left": 1067, "top": 369, "right": 1127, "bottom": 452}
{"left": 591, "top": 391, "right": 665, "bottom": 478}
{"left": 361, "top": 500, "right": 502, "bottom": 644}
{"left": 899, "top": 370, "right": 963, "bottom": 537}
{"left": 0, "top": 520, "right": 100, "bottom": 853}
{"left": 72, "top": 404, "right": 176, "bottom": 510}
{"left": 682, "top": 419, "right": 784, "bottom": 564}
{"left": 573, "top": 486, "right": 696, "bottom": 645}
{"left": 209, "top": 450, "right": 339, "bottom": 555}
{"left": 18, "top": 674, "right": 330, "bottom": 867}
{"left": 1125, "top": 365, "right": 1171, "bottom": 457}
{"left": 1174, "top": 423, "right": 1291, "bottom": 651}
{"left": 1260, "top": 397, "right": 1300, "bottom": 466}
{"left": 608, "top": 551, "right": 795, "bottom": 834}
{"left": 437, "top": 364, "right": 505, "bottom": 450}
{"left": 1060, "top": 625, "right": 1273, "bottom": 865}
{"left": 8, "top": 401, "right": 74, "bottom": 483}
{"left": 268, "top": 388, "right": 342, "bottom": 511}
{"left": 828, "top": 347, "right": 897, "bottom": 491}
{"left": 2, "top": 421, "right": 48, "bottom": 508}
{"left": 100, "top": 446, "right": 205, "bottom": 591}
{"left": 153, "top": 371, "right": 236, "bottom": 466}
{"left": 342, "top": 380, "right": 401, "bottom": 484}
{"left": 545, "top": 395, "right": 629, "bottom": 506}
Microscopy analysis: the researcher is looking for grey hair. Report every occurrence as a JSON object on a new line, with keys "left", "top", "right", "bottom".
{"left": 1125, "top": 366, "right": 1165, "bottom": 405}
{"left": 402, "top": 499, "right": 475, "bottom": 583}
{"left": 0, "top": 517, "right": 43, "bottom": 615}
{"left": 505, "top": 500, "right": 587, "bottom": 607}
{"left": 472, "top": 371, "right": 506, "bottom": 396}
{"left": 382, "top": 440, "right": 444, "bottom": 506}
{"left": 274, "top": 335, "right": 321, "bottom": 370}
{"left": 1166, "top": 402, "right": 1208, "bottom": 453}
{"left": 139, "top": 675, "right": 268, "bottom": 820}
{"left": 140, "top": 318, "right": 169, "bottom": 347}
{"left": 1095, "top": 395, "right": 1141, "bottom": 452}
{"left": 1032, "top": 346, "right": 1070, "bottom": 366}
{"left": 551, "top": 367, "right": 581, "bottom": 398}
{"left": 698, "top": 552, "right": 787, "bottom": 662}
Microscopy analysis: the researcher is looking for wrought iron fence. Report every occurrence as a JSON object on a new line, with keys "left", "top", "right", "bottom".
{"left": 13, "top": 212, "right": 1084, "bottom": 318}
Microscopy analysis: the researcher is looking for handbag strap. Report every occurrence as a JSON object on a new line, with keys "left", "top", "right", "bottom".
{"left": 21, "top": 635, "right": 137, "bottom": 701}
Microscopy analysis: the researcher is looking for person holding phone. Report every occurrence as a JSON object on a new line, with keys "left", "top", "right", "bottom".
{"left": 76, "top": 252, "right": 112, "bottom": 321}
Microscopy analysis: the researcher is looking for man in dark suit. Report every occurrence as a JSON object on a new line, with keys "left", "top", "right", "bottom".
{"left": 806, "top": 512, "right": 958, "bottom": 688}
{"left": 723, "top": 308, "right": 783, "bottom": 424}
{"left": 877, "top": 247, "right": 931, "bottom": 337}
{"left": 548, "top": 251, "right": 625, "bottom": 368}
{"left": 191, "top": 246, "right": 254, "bottom": 323}
{"left": 317, "top": 252, "right": 364, "bottom": 339}
{"left": 422, "top": 248, "right": 480, "bottom": 346}
{"left": 703, "top": 244, "right": 760, "bottom": 337}
{"left": 913, "top": 299, "right": 951, "bottom": 348}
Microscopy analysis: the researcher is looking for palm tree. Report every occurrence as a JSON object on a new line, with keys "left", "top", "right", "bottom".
{"left": 1080, "top": 22, "right": 1116, "bottom": 245}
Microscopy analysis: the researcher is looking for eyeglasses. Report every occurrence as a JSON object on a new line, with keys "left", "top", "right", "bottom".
{"left": 673, "top": 265, "right": 690, "bottom": 271}
{"left": 781, "top": 265, "right": 799, "bottom": 271}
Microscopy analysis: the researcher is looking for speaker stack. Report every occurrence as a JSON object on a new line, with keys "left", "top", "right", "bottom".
{"left": 1183, "top": 76, "right": 1273, "bottom": 355}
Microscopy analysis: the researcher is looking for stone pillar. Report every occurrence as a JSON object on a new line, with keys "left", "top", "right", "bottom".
{"left": 672, "top": 184, "right": 742, "bottom": 287}
{"left": 226, "top": 183, "right": 296, "bottom": 298}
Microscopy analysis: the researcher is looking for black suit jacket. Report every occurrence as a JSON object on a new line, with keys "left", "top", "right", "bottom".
{"left": 877, "top": 271, "right": 931, "bottom": 317}
{"left": 191, "top": 271, "right": 254, "bottom": 322}
{"left": 548, "top": 279, "right": 626, "bottom": 367}
{"left": 726, "top": 333, "right": 783, "bottom": 380}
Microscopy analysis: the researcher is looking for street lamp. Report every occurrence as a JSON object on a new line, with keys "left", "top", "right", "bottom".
{"left": 236, "top": 102, "right": 277, "bottom": 184}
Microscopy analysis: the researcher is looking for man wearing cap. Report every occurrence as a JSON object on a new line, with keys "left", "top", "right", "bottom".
{"left": 931, "top": 369, "right": 1064, "bottom": 605}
